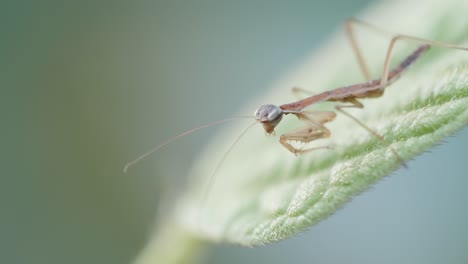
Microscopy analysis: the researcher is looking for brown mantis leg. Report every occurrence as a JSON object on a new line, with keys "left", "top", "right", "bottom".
{"left": 346, "top": 18, "right": 468, "bottom": 87}
{"left": 291, "top": 86, "right": 315, "bottom": 99}
{"left": 291, "top": 18, "right": 382, "bottom": 98}
{"left": 335, "top": 98, "right": 406, "bottom": 166}
{"left": 291, "top": 18, "right": 391, "bottom": 97}
{"left": 380, "top": 34, "right": 468, "bottom": 87}
{"left": 279, "top": 111, "right": 336, "bottom": 155}
{"left": 345, "top": 18, "right": 378, "bottom": 81}
{"left": 290, "top": 18, "right": 388, "bottom": 98}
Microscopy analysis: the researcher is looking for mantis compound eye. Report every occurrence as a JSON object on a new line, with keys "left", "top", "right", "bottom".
{"left": 254, "top": 104, "right": 283, "bottom": 122}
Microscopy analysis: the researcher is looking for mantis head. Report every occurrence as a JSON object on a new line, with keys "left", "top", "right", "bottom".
{"left": 254, "top": 104, "right": 283, "bottom": 134}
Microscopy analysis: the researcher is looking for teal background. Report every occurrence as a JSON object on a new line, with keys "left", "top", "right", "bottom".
{"left": 2, "top": 0, "right": 467, "bottom": 263}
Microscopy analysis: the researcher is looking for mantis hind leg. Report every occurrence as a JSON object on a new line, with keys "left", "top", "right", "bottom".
{"left": 335, "top": 98, "right": 407, "bottom": 167}
{"left": 345, "top": 18, "right": 468, "bottom": 87}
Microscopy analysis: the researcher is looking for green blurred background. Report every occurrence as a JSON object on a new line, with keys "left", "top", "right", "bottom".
{"left": 3, "top": 0, "right": 468, "bottom": 263}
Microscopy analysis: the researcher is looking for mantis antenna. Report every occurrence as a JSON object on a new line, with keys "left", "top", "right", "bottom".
{"left": 123, "top": 116, "right": 252, "bottom": 173}
{"left": 198, "top": 120, "right": 257, "bottom": 228}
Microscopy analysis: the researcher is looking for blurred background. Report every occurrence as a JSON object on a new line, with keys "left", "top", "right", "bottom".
{"left": 3, "top": 0, "right": 468, "bottom": 263}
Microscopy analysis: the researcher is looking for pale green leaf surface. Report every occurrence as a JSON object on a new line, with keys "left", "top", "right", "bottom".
{"left": 137, "top": 0, "right": 468, "bottom": 262}
{"left": 173, "top": 0, "right": 468, "bottom": 247}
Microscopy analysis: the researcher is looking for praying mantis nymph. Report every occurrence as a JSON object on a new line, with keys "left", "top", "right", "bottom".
{"left": 124, "top": 18, "right": 468, "bottom": 194}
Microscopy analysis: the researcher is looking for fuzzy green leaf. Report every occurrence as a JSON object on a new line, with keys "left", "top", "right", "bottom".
{"left": 173, "top": 0, "right": 468, "bottom": 247}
